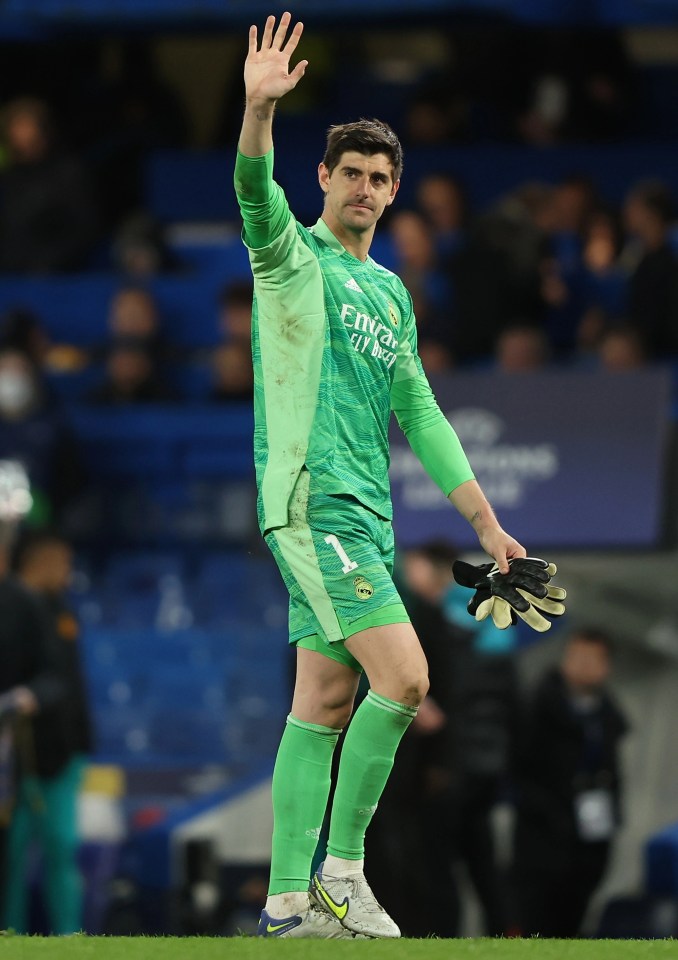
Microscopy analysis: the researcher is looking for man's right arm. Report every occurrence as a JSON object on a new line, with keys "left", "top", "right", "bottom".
{"left": 237, "top": 13, "right": 306, "bottom": 159}
{"left": 235, "top": 13, "right": 308, "bottom": 252}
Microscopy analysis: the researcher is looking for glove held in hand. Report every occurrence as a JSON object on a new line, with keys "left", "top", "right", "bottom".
{"left": 453, "top": 557, "right": 566, "bottom": 633}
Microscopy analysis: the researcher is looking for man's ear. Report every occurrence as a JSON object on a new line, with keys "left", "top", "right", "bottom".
{"left": 386, "top": 178, "right": 401, "bottom": 206}
{"left": 318, "top": 162, "right": 330, "bottom": 194}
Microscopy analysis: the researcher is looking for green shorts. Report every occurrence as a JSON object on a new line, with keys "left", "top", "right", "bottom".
{"left": 265, "top": 469, "right": 410, "bottom": 672}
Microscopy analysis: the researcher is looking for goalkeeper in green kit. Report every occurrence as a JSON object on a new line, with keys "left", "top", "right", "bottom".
{"left": 235, "top": 12, "right": 566, "bottom": 940}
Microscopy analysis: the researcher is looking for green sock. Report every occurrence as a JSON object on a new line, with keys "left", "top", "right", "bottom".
{"left": 327, "top": 690, "right": 417, "bottom": 860}
{"left": 269, "top": 714, "right": 341, "bottom": 895}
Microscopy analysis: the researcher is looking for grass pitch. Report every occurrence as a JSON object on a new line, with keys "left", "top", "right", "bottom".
{"left": 3, "top": 937, "right": 678, "bottom": 959}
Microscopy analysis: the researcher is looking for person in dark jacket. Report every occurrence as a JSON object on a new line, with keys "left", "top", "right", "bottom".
{"left": 367, "top": 540, "right": 517, "bottom": 937}
{"left": 0, "top": 98, "right": 98, "bottom": 274}
{"left": 0, "top": 530, "right": 67, "bottom": 924}
{"left": 511, "top": 626, "right": 628, "bottom": 938}
{"left": 623, "top": 180, "right": 678, "bottom": 358}
{"left": 2, "top": 529, "right": 92, "bottom": 935}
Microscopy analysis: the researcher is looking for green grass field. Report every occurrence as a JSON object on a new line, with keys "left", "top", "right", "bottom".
{"left": 3, "top": 937, "right": 678, "bottom": 959}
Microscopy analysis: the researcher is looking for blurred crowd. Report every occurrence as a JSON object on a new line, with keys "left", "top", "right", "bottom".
{"left": 387, "top": 171, "right": 678, "bottom": 372}
{"left": 0, "top": 89, "right": 676, "bottom": 395}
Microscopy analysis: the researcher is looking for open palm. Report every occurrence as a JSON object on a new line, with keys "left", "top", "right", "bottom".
{"left": 245, "top": 12, "right": 307, "bottom": 102}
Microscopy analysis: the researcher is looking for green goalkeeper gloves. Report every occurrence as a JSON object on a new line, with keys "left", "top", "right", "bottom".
{"left": 452, "top": 556, "right": 567, "bottom": 633}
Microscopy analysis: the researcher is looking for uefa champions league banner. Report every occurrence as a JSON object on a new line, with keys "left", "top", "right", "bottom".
{"left": 388, "top": 368, "right": 672, "bottom": 550}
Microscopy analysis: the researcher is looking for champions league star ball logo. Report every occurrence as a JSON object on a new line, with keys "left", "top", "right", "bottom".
{"left": 447, "top": 407, "right": 559, "bottom": 507}
{"left": 389, "top": 406, "right": 560, "bottom": 510}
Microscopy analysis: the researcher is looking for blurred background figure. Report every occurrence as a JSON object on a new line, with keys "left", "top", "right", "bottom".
{"left": 209, "top": 343, "right": 253, "bottom": 403}
{"left": 106, "top": 286, "right": 164, "bottom": 355}
{"left": 597, "top": 325, "right": 647, "bottom": 372}
{"left": 87, "top": 285, "right": 176, "bottom": 403}
{"left": 623, "top": 180, "right": 678, "bottom": 358}
{"left": 86, "top": 339, "right": 175, "bottom": 405}
{"left": 368, "top": 539, "right": 516, "bottom": 937}
{"left": 0, "top": 97, "right": 98, "bottom": 274}
{"left": 0, "top": 349, "right": 85, "bottom": 528}
{"left": 0, "top": 306, "right": 90, "bottom": 384}
{"left": 217, "top": 280, "right": 253, "bottom": 348}
{"left": 494, "top": 324, "right": 550, "bottom": 373}
{"left": 3, "top": 529, "right": 92, "bottom": 935}
{"left": 110, "top": 213, "right": 180, "bottom": 277}
{"left": 511, "top": 627, "right": 628, "bottom": 938}
{"left": 451, "top": 183, "right": 551, "bottom": 363}
{"left": 415, "top": 172, "right": 467, "bottom": 258}
{"left": 389, "top": 209, "right": 450, "bottom": 318}
{"left": 0, "top": 308, "right": 50, "bottom": 373}
{"left": 0, "top": 525, "right": 68, "bottom": 929}
{"left": 388, "top": 209, "right": 455, "bottom": 372}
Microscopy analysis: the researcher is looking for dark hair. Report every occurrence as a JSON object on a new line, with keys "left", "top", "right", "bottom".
{"left": 406, "top": 538, "right": 458, "bottom": 568}
{"left": 629, "top": 180, "right": 675, "bottom": 225}
{"left": 323, "top": 119, "right": 403, "bottom": 182}
{"left": 0, "top": 307, "right": 44, "bottom": 357}
{"left": 568, "top": 626, "right": 613, "bottom": 653}
{"left": 218, "top": 280, "right": 254, "bottom": 310}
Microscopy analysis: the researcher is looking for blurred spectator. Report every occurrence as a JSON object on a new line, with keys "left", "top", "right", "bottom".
{"left": 389, "top": 210, "right": 454, "bottom": 364}
{"left": 83, "top": 40, "right": 189, "bottom": 228}
{"left": 404, "top": 79, "right": 470, "bottom": 145}
{"left": 86, "top": 339, "right": 176, "bottom": 405}
{"left": 106, "top": 286, "right": 162, "bottom": 352}
{"left": 0, "top": 349, "right": 85, "bottom": 527}
{"left": 416, "top": 173, "right": 467, "bottom": 259}
{"left": 495, "top": 324, "right": 550, "bottom": 373}
{"left": 514, "top": 29, "right": 634, "bottom": 146}
{"left": 575, "top": 207, "right": 628, "bottom": 354}
{"left": 101, "top": 285, "right": 177, "bottom": 367}
{"left": 110, "top": 213, "right": 181, "bottom": 277}
{"left": 0, "top": 97, "right": 98, "bottom": 274}
{"left": 551, "top": 176, "right": 598, "bottom": 239}
{"left": 0, "top": 307, "right": 89, "bottom": 382}
{"left": 404, "top": 541, "right": 516, "bottom": 936}
{"left": 0, "top": 527, "right": 67, "bottom": 927}
{"left": 598, "top": 324, "right": 647, "bottom": 372}
{"left": 416, "top": 337, "right": 454, "bottom": 376}
{"left": 451, "top": 184, "right": 550, "bottom": 363}
{"left": 218, "top": 280, "right": 253, "bottom": 346}
{"left": 368, "top": 540, "right": 515, "bottom": 937}
{"left": 3, "top": 529, "right": 92, "bottom": 935}
{"left": 366, "top": 539, "right": 464, "bottom": 937}
{"left": 210, "top": 343, "right": 253, "bottom": 403}
{"left": 511, "top": 627, "right": 628, "bottom": 938}
{"left": 389, "top": 210, "right": 450, "bottom": 313}
{"left": 623, "top": 180, "right": 678, "bottom": 357}
{"left": 0, "top": 308, "right": 50, "bottom": 370}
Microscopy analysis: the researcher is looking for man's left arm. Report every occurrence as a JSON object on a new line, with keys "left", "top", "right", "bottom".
{"left": 391, "top": 374, "right": 525, "bottom": 572}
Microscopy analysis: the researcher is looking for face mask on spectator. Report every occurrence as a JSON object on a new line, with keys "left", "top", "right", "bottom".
{"left": 0, "top": 372, "right": 38, "bottom": 418}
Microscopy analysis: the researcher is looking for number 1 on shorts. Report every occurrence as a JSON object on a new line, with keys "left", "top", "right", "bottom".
{"left": 324, "top": 534, "right": 358, "bottom": 574}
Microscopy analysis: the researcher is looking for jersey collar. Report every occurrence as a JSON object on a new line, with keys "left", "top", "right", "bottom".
{"left": 311, "top": 217, "right": 371, "bottom": 264}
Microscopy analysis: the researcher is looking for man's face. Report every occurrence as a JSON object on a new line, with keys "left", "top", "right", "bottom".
{"left": 319, "top": 151, "right": 399, "bottom": 235}
{"left": 33, "top": 543, "right": 73, "bottom": 593}
{"left": 561, "top": 638, "right": 611, "bottom": 692}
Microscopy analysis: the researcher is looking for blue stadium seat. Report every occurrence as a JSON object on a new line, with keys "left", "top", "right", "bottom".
{"left": 93, "top": 706, "right": 153, "bottom": 761}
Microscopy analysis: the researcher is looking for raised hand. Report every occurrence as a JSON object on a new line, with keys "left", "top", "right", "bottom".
{"left": 245, "top": 12, "right": 308, "bottom": 104}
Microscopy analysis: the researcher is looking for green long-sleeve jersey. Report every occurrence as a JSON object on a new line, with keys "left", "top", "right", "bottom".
{"left": 234, "top": 148, "right": 474, "bottom": 534}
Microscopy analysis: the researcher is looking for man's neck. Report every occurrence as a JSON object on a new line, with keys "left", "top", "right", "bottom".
{"left": 321, "top": 212, "right": 373, "bottom": 262}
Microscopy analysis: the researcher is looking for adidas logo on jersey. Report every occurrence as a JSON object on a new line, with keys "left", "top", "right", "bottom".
{"left": 344, "top": 277, "right": 363, "bottom": 293}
